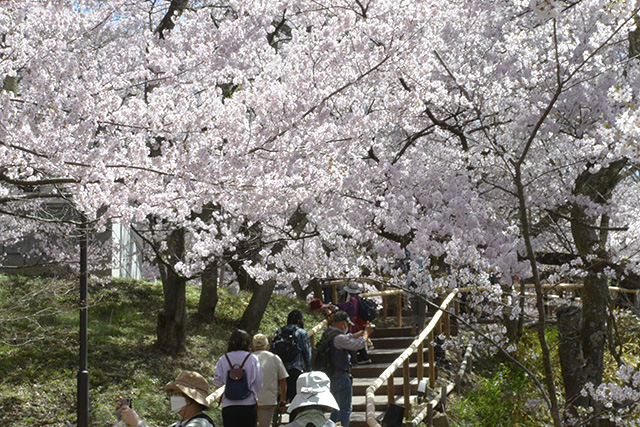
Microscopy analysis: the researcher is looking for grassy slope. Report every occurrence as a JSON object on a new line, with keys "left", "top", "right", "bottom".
{"left": 0, "top": 275, "right": 315, "bottom": 426}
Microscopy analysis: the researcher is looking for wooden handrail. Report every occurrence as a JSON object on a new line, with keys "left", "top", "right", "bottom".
{"left": 365, "top": 289, "right": 459, "bottom": 427}
{"left": 457, "top": 283, "right": 640, "bottom": 295}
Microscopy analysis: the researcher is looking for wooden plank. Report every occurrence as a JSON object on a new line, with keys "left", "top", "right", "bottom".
{"left": 403, "top": 358, "right": 411, "bottom": 418}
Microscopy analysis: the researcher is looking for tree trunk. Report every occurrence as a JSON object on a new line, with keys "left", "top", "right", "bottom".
{"left": 557, "top": 305, "right": 588, "bottom": 418}
{"left": 229, "top": 260, "right": 277, "bottom": 335}
{"left": 197, "top": 261, "right": 219, "bottom": 321}
{"left": 580, "top": 272, "right": 608, "bottom": 387}
{"left": 291, "top": 278, "right": 318, "bottom": 300}
{"left": 501, "top": 283, "right": 519, "bottom": 343}
{"left": 156, "top": 227, "right": 187, "bottom": 354}
{"left": 239, "top": 278, "right": 277, "bottom": 335}
{"left": 569, "top": 160, "right": 626, "bottom": 424}
{"left": 571, "top": 161, "right": 626, "bottom": 378}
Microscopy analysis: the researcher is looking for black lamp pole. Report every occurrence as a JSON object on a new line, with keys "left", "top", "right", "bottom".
{"left": 77, "top": 218, "right": 89, "bottom": 426}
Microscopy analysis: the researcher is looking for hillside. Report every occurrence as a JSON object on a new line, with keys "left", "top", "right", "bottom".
{"left": 0, "top": 275, "right": 311, "bottom": 426}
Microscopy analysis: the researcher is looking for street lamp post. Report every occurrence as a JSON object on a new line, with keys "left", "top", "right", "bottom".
{"left": 77, "top": 219, "right": 89, "bottom": 426}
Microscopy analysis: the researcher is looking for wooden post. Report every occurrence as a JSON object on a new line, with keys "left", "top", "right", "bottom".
{"left": 310, "top": 335, "right": 315, "bottom": 348}
{"left": 403, "top": 358, "right": 411, "bottom": 418}
{"left": 382, "top": 285, "right": 388, "bottom": 317}
{"left": 444, "top": 311, "right": 450, "bottom": 339}
{"left": 387, "top": 374, "right": 395, "bottom": 406}
{"left": 417, "top": 342, "right": 424, "bottom": 382}
{"left": 332, "top": 283, "right": 338, "bottom": 304}
{"left": 427, "top": 403, "right": 434, "bottom": 426}
{"left": 428, "top": 331, "right": 436, "bottom": 388}
{"left": 219, "top": 263, "right": 226, "bottom": 285}
{"left": 396, "top": 293, "right": 402, "bottom": 327}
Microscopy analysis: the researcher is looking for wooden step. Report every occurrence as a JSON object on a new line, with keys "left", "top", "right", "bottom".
{"left": 370, "top": 326, "right": 414, "bottom": 338}
{"left": 366, "top": 347, "right": 428, "bottom": 364}
{"left": 352, "top": 377, "right": 419, "bottom": 396}
{"left": 370, "top": 336, "right": 416, "bottom": 349}
{"left": 352, "top": 361, "right": 435, "bottom": 379}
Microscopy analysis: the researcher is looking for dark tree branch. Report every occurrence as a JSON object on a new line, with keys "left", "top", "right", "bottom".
{"left": 155, "top": 0, "right": 189, "bottom": 39}
{"left": 424, "top": 106, "right": 469, "bottom": 151}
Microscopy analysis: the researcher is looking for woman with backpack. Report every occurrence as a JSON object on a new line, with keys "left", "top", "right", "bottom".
{"left": 213, "top": 329, "right": 264, "bottom": 427}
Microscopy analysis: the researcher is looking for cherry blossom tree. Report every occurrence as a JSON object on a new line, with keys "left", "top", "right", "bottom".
{"left": 3, "top": 0, "right": 640, "bottom": 422}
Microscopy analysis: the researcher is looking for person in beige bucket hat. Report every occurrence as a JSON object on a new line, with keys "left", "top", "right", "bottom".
{"left": 116, "top": 371, "right": 214, "bottom": 427}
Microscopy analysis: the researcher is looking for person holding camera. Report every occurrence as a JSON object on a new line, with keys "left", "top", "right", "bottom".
{"left": 115, "top": 370, "right": 215, "bottom": 427}
{"left": 321, "top": 310, "right": 374, "bottom": 427}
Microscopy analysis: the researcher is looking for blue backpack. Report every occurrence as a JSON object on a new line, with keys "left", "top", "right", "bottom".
{"left": 224, "top": 353, "right": 251, "bottom": 400}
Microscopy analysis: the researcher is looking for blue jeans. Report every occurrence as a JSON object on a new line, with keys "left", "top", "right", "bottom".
{"left": 330, "top": 371, "right": 352, "bottom": 427}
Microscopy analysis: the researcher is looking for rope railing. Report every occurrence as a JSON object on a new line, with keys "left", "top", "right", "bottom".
{"left": 365, "top": 289, "right": 459, "bottom": 427}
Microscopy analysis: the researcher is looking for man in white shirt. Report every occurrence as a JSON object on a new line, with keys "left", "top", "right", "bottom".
{"left": 253, "top": 333, "right": 289, "bottom": 427}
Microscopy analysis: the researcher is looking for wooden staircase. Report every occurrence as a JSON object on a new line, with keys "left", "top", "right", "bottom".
{"left": 349, "top": 324, "right": 428, "bottom": 427}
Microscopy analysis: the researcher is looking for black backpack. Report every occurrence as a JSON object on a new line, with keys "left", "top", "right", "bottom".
{"left": 224, "top": 353, "right": 252, "bottom": 400}
{"left": 271, "top": 325, "right": 300, "bottom": 364}
{"left": 356, "top": 296, "right": 377, "bottom": 321}
{"left": 311, "top": 328, "right": 341, "bottom": 375}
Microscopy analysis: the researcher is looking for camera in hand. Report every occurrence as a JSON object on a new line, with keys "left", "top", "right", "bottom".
{"left": 115, "top": 397, "right": 132, "bottom": 417}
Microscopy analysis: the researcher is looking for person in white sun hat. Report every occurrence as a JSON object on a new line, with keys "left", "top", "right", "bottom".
{"left": 283, "top": 371, "right": 339, "bottom": 427}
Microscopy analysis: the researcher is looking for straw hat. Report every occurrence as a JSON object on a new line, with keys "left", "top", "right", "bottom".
{"left": 164, "top": 371, "right": 211, "bottom": 410}
{"left": 287, "top": 371, "right": 340, "bottom": 413}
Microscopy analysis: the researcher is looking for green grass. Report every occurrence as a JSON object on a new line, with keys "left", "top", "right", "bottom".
{"left": 0, "top": 275, "right": 314, "bottom": 426}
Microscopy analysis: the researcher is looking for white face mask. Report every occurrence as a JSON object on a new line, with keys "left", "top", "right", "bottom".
{"left": 170, "top": 395, "right": 187, "bottom": 412}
